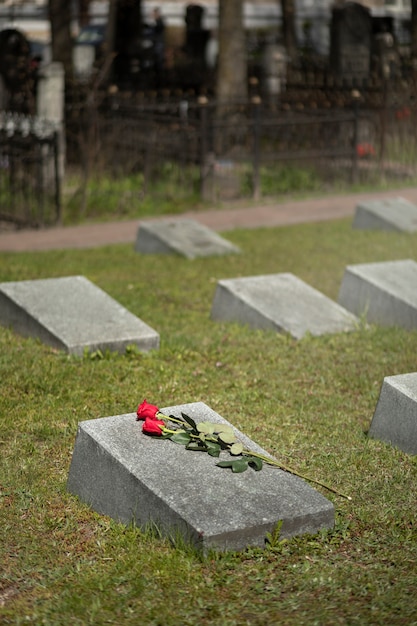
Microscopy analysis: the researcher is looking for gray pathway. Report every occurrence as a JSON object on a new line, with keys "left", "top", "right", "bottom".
{"left": 1, "top": 187, "right": 417, "bottom": 252}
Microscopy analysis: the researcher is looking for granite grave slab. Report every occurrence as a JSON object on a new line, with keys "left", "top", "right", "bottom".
{"left": 369, "top": 373, "right": 417, "bottom": 455}
{"left": 67, "top": 402, "right": 335, "bottom": 552}
{"left": 134, "top": 218, "right": 240, "bottom": 259}
{"left": 338, "top": 259, "right": 417, "bottom": 329}
{"left": 210, "top": 273, "right": 358, "bottom": 339}
{"left": 0, "top": 275, "right": 159, "bottom": 355}
{"left": 352, "top": 197, "right": 417, "bottom": 232}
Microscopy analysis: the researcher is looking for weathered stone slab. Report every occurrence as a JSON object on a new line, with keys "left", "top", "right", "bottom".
{"left": 67, "top": 402, "right": 334, "bottom": 552}
{"left": 0, "top": 275, "right": 159, "bottom": 355}
{"left": 338, "top": 259, "right": 417, "bottom": 329}
{"left": 210, "top": 273, "right": 358, "bottom": 339}
{"left": 352, "top": 197, "right": 417, "bottom": 232}
{"left": 369, "top": 373, "right": 417, "bottom": 454}
{"left": 135, "top": 218, "right": 240, "bottom": 259}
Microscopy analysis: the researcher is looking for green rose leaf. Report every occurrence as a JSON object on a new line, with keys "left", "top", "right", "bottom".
{"left": 247, "top": 456, "right": 263, "bottom": 471}
{"left": 206, "top": 441, "right": 221, "bottom": 457}
{"left": 231, "top": 458, "right": 249, "bottom": 473}
{"left": 218, "top": 431, "right": 236, "bottom": 444}
{"left": 186, "top": 442, "right": 208, "bottom": 452}
{"left": 216, "top": 459, "right": 249, "bottom": 473}
{"left": 181, "top": 412, "right": 197, "bottom": 431}
{"left": 170, "top": 431, "right": 192, "bottom": 445}
{"left": 214, "top": 424, "right": 234, "bottom": 435}
{"left": 230, "top": 442, "right": 244, "bottom": 456}
{"left": 216, "top": 460, "right": 234, "bottom": 469}
{"left": 197, "top": 422, "right": 216, "bottom": 435}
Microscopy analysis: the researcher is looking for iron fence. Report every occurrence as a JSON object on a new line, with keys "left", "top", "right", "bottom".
{"left": 36, "top": 81, "right": 417, "bottom": 222}
{"left": 64, "top": 79, "right": 417, "bottom": 212}
{"left": 0, "top": 112, "right": 61, "bottom": 228}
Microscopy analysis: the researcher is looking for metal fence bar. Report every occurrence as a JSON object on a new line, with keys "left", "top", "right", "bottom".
{"left": 63, "top": 92, "right": 416, "bottom": 208}
{"left": 0, "top": 112, "right": 61, "bottom": 228}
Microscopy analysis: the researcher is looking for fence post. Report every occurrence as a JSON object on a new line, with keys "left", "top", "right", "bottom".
{"left": 379, "top": 78, "right": 388, "bottom": 175}
{"left": 251, "top": 96, "right": 262, "bottom": 201}
{"left": 53, "top": 131, "right": 62, "bottom": 224}
{"left": 198, "top": 96, "right": 214, "bottom": 202}
{"left": 351, "top": 89, "right": 360, "bottom": 184}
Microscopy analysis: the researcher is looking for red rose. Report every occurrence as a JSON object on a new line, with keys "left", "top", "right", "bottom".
{"left": 142, "top": 417, "right": 165, "bottom": 436}
{"left": 356, "top": 143, "right": 375, "bottom": 158}
{"left": 137, "top": 399, "right": 160, "bottom": 421}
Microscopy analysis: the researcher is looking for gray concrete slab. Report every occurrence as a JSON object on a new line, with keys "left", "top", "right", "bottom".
{"left": 134, "top": 218, "right": 240, "bottom": 259}
{"left": 369, "top": 373, "right": 417, "bottom": 454}
{"left": 210, "top": 273, "right": 358, "bottom": 339}
{"left": 352, "top": 197, "right": 417, "bottom": 232}
{"left": 0, "top": 275, "right": 159, "bottom": 355}
{"left": 338, "top": 259, "right": 417, "bottom": 329}
{"left": 67, "top": 402, "right": 334, "bottom": 552}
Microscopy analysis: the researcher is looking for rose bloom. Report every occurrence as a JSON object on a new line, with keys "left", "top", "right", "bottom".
{"left": 142, "top": 417, "right": 165, "bottom": 436}
{"left": 137, "top": 399, "right": 160, "bottom": 421}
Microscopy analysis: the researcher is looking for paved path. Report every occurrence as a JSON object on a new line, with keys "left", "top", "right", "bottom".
{"left": 1, "top": 187, "right": 417, "bottom": 252}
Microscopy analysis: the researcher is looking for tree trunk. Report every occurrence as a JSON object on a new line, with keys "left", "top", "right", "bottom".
{"left": 411, "top": 0, "right": 417, "bottom": 65}
{"left": 48, "top": 0, "right": 73, "bottom": 82}
{"left": 216, "top": 0, "right": 247, "bottom": 103}
{"left": 78, "top": 0, "right": 91, "bottom": 28}
{"left": 281, "top": 0, "right": 297, "bottom": 62}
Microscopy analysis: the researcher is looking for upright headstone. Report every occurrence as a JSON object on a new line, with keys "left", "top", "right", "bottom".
{"left": 0, "top": 275, "right": 159, "bottom": 355}
{"left": 211, "top": 273, "right": 358, "bottom": 339}
{"left": 67, "top": 402, "right": 335, "bottom": 552}
{"left": 369, "top": 373, "right": 417, "bottom": 454}
{"left": 338, "top": 259, "right": 417, "bottom": 330}
{"left": 36, "top": 62, "right": 65, "bottom": 181}
{"left": 262, "top": 43, "right": 286, "bottom": 97}
{"left": 330, "top": 3, "right": 372, "bottom": 81}
{"left": 135, "top": 218, "right": 240, "bottom": 259}
{"left": 352, "top": 197, "right": 417, "bottom": 232}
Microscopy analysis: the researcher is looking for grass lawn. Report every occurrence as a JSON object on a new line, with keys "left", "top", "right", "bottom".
{"left": 1, "top": 217, "right": 417, "bottom": 625}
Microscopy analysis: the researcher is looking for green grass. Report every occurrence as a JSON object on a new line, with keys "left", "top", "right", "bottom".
{"left": 61, "top": 156, "right": 417, "bottom": 227}
{"left": 1, "top": 219, "right": 417, "bottom": 625}
{"left": 63, "top": 165, "right": 203, "bottom": 225}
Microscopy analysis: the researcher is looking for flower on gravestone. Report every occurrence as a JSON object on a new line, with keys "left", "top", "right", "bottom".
{"left": 135, "top": 400, "right": 351, "bottom": 500}
{"left": 137, "top": 399, "right": 160, "bottom": 420}
{"left": 142, "top": 416, "right": 166, "bottom": 435}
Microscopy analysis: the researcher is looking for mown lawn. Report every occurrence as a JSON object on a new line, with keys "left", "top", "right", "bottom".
{"left": 1, "top": 218, "right": 417, "bottom": 625}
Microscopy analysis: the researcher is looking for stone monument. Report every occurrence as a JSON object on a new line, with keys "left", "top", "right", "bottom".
{"left": 338, "top": 259, "right": 417, "bottom": 330}
{"left": 135, "top": 218, "right": 240, "bottom": 259}
{"left": 330, "top": 3, "right": 372, "bottom": 81}
{"left": 352, "top": 197, "right": 417, "bottom": 232}
{"left": 0, "top": 275, "right": 159, "bottom": 355}
{"left": 67, "top": 402, "right": 335, "bottom": 552}
{"left": 211, "top": 273, "right": 358, "bottom": 339}
{"left": 369, "top": 373, "right": 417, "bottom": 455}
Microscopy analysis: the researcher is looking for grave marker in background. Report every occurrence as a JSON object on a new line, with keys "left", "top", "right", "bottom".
{"left": 338, "top": 259, "right": 417, "bottom": 329}
{"left": 330, "top": 3, "right": 372, "bottom": 81}
{"left": 352, "top": 197, "right": 417, "bottom": 232}
{"left": 67, "top": 402, "right": 335, "bottom": 552}
{"left": 211, "top": 273, "right": 358, "bottom": 339}
{"left": 0, "top": 276, "right": 159, "bottom": 355}
{"left": 135, "top": 218, "right": 241, "bottom": 259}
{"left": 369, "top": 373, "right": 417, "bottom": 454}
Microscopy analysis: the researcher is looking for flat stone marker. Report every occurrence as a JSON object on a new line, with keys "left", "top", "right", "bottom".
{"left": 369, "top": 373, "right": 417, "bottom": 454}
{"left": 210, "top": 273, "right": 358, "bottom": 339}
{"left": 352, "top": 197, "right": 417, "bottom": 232}
{"left": 338, "top": 259, "right": 417, "bottom": 330}
{"left": 67, "top": 402, "right": 334, "bottom": 552}
{"left": 0, "top": 275, "right": 159, "bottom": 355}
{"left": 134, "top": 218, "right": 240, "bottom": 259}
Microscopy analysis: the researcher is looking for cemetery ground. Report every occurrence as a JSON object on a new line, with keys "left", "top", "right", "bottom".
{"left": 1, "top": 217, "right": 417, "bottom": 625}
